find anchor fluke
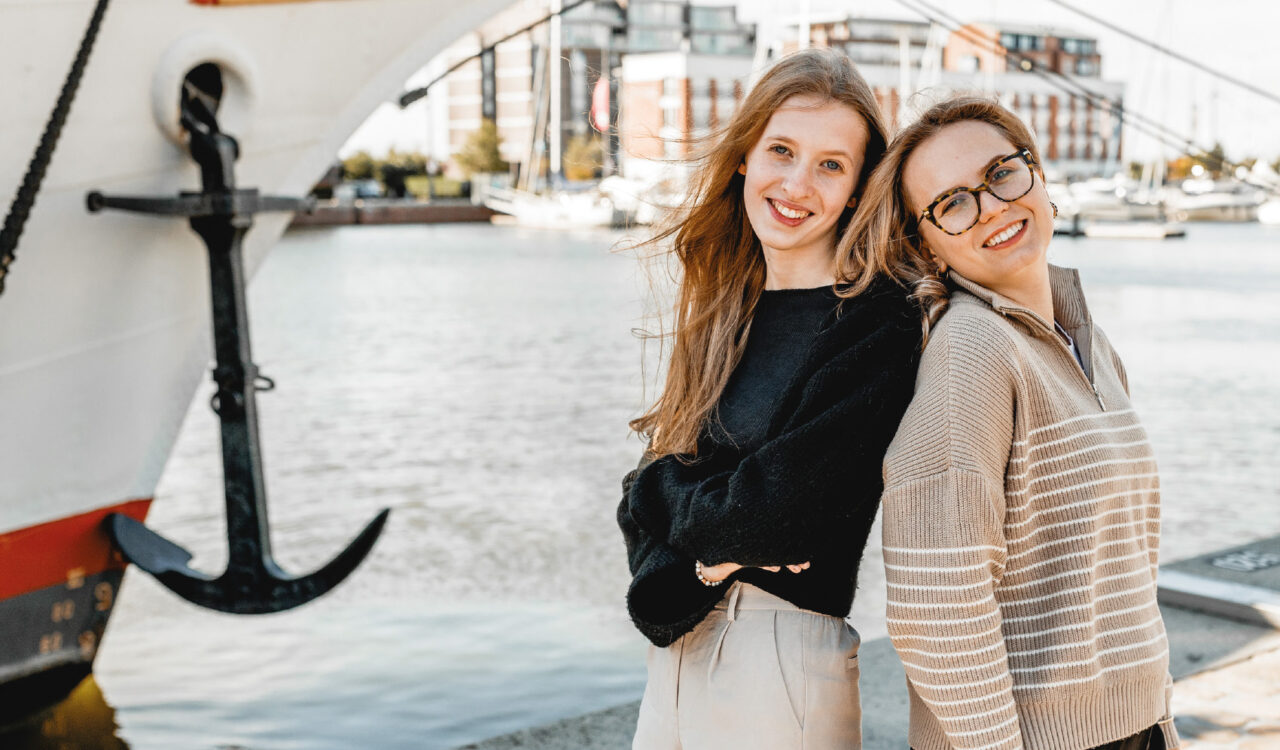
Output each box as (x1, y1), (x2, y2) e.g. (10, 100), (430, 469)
(106, 510), (389, 614)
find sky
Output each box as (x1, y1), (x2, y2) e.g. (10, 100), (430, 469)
(342, 0), (1280, 166)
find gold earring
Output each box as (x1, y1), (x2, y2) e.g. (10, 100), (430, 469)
(1050, 201), (1059, 218)
(928, 253), (946, 275)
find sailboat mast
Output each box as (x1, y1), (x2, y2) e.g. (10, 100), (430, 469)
(549, 0), (563, 184)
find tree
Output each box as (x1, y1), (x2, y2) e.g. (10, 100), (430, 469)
(455, 119), (509, 177)
(342, 150), (376, 181)
(385, 148), (429, 176)
(1194, 141), (1229, 179)
(564, 134), (603, 181)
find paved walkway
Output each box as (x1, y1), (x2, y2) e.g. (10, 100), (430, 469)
(458, 603), (1280, 750)
(1173, 646), (1280, 749)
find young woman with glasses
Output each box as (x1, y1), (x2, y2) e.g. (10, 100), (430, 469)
(617, 48), (923, 749)
(836, 96), (1180, 750)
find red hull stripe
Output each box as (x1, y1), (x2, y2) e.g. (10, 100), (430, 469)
(0, 500), (151, 601)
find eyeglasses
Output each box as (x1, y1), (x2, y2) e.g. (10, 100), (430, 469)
(918, 149), (1037, 236)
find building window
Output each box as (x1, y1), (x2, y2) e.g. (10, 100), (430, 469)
(630, 3), (684, 26)
(690, 6), (735, 31)
(630, 28), (682, 52)
(1075, 59), (1097, 76)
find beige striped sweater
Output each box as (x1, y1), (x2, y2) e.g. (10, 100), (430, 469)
(881, 265), (1179, 750)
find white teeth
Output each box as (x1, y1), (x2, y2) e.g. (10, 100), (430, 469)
(984, 221), (1024, 247)
(771, 199), (809, 220)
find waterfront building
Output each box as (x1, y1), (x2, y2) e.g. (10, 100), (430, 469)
(439, 0), (626, 179)
(782, 16), (1126, 178)
(615, 2), (757, 181)
(616, 51), (755, 182)
(436, 0), (756, 182)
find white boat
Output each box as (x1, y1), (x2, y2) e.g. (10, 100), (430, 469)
(1171, 178), (1264, 221)
(0, 0), (509, 719)
(1082, 221), (1187, 240)
(483, 185), (624, 228)
(1259, 200), (1280, 226)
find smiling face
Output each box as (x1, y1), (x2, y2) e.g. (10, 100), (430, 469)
(903, 120), (1054, 301)
(738, 95), (870, 274)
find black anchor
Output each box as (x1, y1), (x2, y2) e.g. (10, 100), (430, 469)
(87, 71), (389, 614)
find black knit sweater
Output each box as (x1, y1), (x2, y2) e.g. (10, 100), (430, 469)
(617, 280), (923, 647)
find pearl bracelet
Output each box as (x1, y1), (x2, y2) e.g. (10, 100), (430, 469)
(695, 560), (724, 587)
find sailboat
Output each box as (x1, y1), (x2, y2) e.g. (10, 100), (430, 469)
(475, 0), (626, 228)
(1, 0), (510, 722)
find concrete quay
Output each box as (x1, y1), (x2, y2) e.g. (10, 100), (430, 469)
(456, 602), (1280, 750)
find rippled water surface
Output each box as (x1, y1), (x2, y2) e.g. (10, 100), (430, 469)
(49, 222), (1280, 748)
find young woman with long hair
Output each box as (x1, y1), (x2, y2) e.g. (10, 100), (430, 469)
(617, 48), (923, 748)
(843, 96), (1179, 750)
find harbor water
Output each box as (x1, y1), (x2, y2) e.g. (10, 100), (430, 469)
(19, 222), (1280, 748)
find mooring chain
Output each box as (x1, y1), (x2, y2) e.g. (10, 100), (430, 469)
(0, 0), (112, 296)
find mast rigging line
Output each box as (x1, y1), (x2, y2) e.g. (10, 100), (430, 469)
(0, 0), (112, 297)
(890, 0), (1280, 194)
(398, 0), (596, 109)
(1040, 0), (1280, 108)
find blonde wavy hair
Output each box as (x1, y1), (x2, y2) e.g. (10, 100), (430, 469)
(630, 48), (889, 458)
(834, 95), (1043, 345)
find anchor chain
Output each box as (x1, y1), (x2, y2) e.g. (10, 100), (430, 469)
(0, 0), (112, 296)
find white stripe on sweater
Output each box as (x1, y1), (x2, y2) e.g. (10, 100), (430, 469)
(885, 560), (993, 573)
(889, 595), (997, 609)
(1003, 584), (1158, 623)
(950, 714), (1020, 737)
(885, 544), (1007, 555)
(944, 700), (1018, 723)
(1007, 439), (1152, 479)
(1007, 615), (1163, 658)
(1000, 547), (1152, 590)
(1005, 487), (1155, 529)
(899, 653), (1008, 675)
(1007, 503), (1159, 546)
(889, 579), (991, 592)
(999, 567), (1151, 608)
(909, 669), (1012, 691)
(1027, 409), (1136, 437)
(1009, 649), (1168, 691)
(1021, 457), (1157, 489)
(1005, 598), (1161, 638)
(1018, 422), (1147, 455)
(1006, 517), (1158, 561)
(889, 609), (1001, 626)
(897, 640), (1006, 660)
(926, 691), (1015, 707)
(1008, 632), (1168, 673)
(895, 623), (1004, 643)
(1007, 471), (1160, 501)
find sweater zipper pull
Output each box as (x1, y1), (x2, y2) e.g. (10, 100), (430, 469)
(1091, 382), (1106, 411)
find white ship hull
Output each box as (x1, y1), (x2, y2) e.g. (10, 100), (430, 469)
(0, 0), (511, 704)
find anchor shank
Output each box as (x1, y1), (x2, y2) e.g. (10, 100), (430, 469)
(193, 209), (277, 580)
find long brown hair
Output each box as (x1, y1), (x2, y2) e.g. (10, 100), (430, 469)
(834, 95), (1042, 345)
(630, 48), (889, 458)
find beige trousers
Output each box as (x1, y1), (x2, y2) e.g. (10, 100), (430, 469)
(633, 582), (863, 750)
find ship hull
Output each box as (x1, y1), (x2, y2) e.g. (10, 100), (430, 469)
(0, 500), (149, 724)
(0, 0), (512, 717)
